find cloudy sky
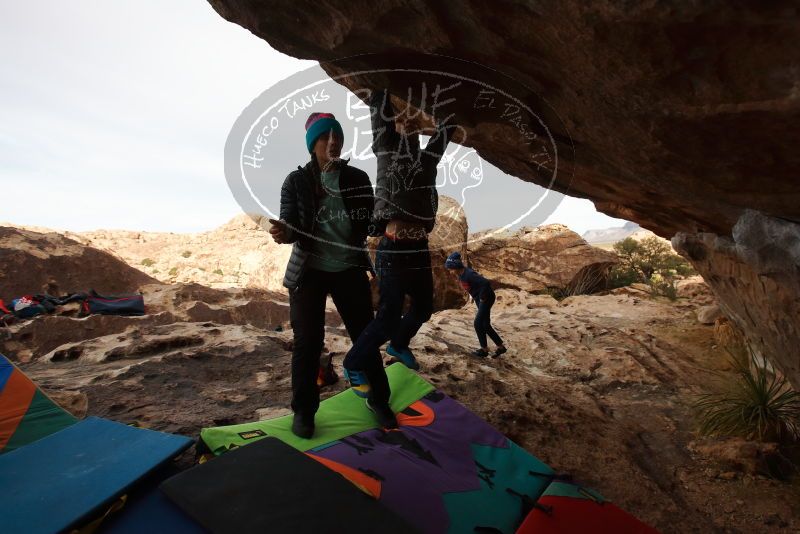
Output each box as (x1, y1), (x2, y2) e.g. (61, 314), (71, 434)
(0, 1), (627, 235)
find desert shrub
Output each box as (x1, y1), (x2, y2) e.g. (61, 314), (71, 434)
(168, 267), (178, 277)
(695, 347), (800, 443)
(141, 258), (155, 267)
(610, 236), (694, 288)
(648, 273), (678, 301)
(546, 265), (608, 300)
(213, 269), (224, 276)
(607, 265), (640, 289)
(675, 263), (696, 277)
(181, 250), (192, 258)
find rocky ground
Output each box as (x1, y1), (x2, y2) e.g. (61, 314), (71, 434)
(2, 221), (797, 532)
(5, 281), (797, 533)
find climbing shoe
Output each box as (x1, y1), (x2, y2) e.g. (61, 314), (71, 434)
(316, 355), (339, 388)
(386, 344), (420, 370)
(366, 398), (398, 429)
(291, 413), (315, 439)
(493, 346), (508, 358)
(471, 348), (490, 358)
(343, 368), (371, 398)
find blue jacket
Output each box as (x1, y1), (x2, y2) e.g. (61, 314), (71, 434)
(459, 268), (492, 301)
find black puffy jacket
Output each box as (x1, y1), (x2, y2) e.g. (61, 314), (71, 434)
(369, 89), (451, 235)
(279, 158), (375, 290)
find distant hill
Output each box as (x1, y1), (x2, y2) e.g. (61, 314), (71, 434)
(582, 222), (673, 251)
(582, 221), (641, 245)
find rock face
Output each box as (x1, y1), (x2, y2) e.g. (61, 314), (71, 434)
(70, 214), (291, 291)
(467, 225), (618, 293)
(206, 0), (800, 238)
(368, 195), (469, 311)
(0, 226), (157, 299)
(0, 282), (298, 363)
(695, 304), (722, 326)
(674, 211), (800, 389)
(206, 1), (800, 387)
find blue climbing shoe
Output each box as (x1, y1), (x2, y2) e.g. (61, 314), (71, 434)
(386, 345), (420, 371)
(343, 368), (371, 398)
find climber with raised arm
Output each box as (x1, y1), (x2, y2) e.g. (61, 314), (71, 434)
(343, 88), (452, 389)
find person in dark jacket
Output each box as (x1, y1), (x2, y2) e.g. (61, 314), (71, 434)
(444, 252), (507, 358)
(269, 112), (396, 438)
(343, 88), (452, 375)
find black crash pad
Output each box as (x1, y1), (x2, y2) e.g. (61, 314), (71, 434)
(160, 437), (417, 534)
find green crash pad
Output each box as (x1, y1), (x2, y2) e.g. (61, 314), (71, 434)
(201, 363), (434, 454)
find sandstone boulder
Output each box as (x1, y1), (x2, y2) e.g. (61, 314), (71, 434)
(467, 224), (618, 294)
(69, 214), (291, 292)
(676, 276), (715, 304)
(0, 226), (157, 300)
(674, 211), (800, 389)
(696, 304), (723, 325)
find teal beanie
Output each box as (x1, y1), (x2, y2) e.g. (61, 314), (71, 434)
(305, 113), (344, 153)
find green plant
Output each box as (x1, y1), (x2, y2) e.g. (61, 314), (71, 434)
(648, 274), (678, 301)
(168, 267), (178, 277)
(607, 264), (640, 289)
(610, 236), (694, 288)
(141, 258), (155, 267)
(213, 268), (224, 276)
(675, 263), (696, 277)
(181, 250), (192, 258)
(695, 348), (800, 443)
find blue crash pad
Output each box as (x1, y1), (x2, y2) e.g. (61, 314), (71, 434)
(99, 465), (206, 534)
(0, 416), (193, 534)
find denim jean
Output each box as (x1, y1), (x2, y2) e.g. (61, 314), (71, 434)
(344, 236), (433, 370)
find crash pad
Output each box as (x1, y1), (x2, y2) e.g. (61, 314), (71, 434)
(0, 353), (77, 453)
(161, 436), (417, 534)
(200, 362), (433, 454)
(0, 416), (193, 533)
(100, 466), (206, 534)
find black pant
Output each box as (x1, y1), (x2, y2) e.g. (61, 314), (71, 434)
(475, 290), (503, 348)
(344, 237), (433, 369)
(289, 268), (389, 417)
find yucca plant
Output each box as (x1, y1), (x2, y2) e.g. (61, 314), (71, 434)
(695, 347), (800, 443)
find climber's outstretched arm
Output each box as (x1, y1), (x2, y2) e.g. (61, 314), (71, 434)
(369, 88), (400, 154)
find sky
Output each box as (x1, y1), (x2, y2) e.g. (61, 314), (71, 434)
(0, 1), (627, 235)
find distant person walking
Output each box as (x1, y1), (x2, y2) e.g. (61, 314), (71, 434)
(444, 252), (507, 358)
(269, 112), (395, 439)
(343, 88), (452, 380)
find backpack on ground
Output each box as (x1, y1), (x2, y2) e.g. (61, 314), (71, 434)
(82, 290), (145, 316)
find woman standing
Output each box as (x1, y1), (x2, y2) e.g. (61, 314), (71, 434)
(269, 112), (396, 439)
